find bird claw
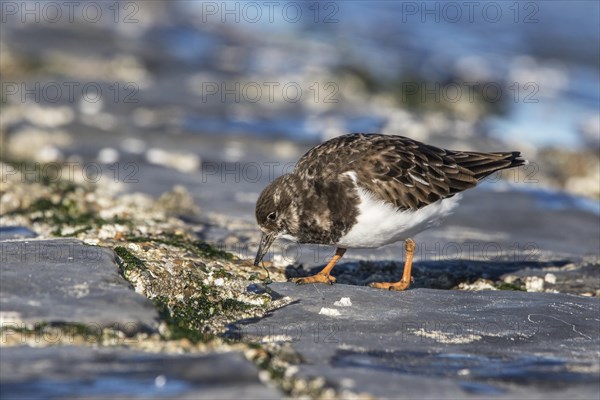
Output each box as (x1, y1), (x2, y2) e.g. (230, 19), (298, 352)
(292, 273), (336, 285)
(368, 280), (410, 291)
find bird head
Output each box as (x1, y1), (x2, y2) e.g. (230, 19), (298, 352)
(254, 174), (300, 266)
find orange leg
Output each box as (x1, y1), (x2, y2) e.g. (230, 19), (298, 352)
(369, 239), (415, 291)
(292, 248), (346, 285)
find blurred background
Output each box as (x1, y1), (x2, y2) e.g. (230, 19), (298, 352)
(1, 0), (599, 261)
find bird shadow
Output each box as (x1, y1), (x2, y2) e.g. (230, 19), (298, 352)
(284, 259), (573, 289)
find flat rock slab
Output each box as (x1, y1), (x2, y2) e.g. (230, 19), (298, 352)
(0, 239), (158, 334)
(0, 346), (279, 399)
(234, 283), (600, 399)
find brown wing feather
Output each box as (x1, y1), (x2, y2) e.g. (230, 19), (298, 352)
(295, 133), (526, 211)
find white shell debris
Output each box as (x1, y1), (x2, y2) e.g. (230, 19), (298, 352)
(318, 307), (341, 316)
(260, 335), (293, 343)
(0, 311), (22, 324)
(525, 276), (545, 292)
(213, 278), (224, 286)
(97, 147), (120, 164)
(544, 273), (557, 284)
(413, 328), (482, 344)
(145, 148), (200, 172)
(334, 297), (352, 307)
(457, 279), (497, 291)
(154, 375), (167, 388)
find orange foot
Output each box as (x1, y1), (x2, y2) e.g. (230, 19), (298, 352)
(368, 278), (412, 291)
(292, 273), (336, 285)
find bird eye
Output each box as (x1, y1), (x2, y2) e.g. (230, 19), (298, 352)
(267, 212), (277, 221)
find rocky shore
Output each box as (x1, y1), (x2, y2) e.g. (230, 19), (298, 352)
(1, 158), (599, 398)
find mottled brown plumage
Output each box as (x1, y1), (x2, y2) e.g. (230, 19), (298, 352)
(254, 133), (527, 281)
(295, 133), (525, 210)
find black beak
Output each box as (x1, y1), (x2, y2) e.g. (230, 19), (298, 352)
(254, 232), (276, 266)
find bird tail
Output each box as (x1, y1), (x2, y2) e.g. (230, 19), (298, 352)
(453, 151), (528, 181)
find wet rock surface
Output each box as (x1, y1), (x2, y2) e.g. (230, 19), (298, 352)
(0, 346), (279, 400)
(287, 256), (600, 297)
(234, 283), (600, 399)
(0, 237), (284, 398)
(0, 239), (158, 334)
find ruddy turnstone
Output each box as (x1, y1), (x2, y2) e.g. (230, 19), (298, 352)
(254, 133), (527, 290)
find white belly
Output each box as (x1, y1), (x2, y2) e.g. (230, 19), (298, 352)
(337, 188), (462, 248)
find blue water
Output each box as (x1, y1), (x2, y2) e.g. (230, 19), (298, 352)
(2, 376), (191, 399)
(183, 115), (386, 141)
(5, 1), (597, 149)
(175, 1), (599, 149)
(481, 180), (600, 215)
